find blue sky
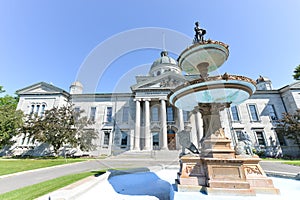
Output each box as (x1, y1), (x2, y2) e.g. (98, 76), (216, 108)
(1, 0), (300, 95)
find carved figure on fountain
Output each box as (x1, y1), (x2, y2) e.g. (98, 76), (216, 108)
(235, 131), (254, 156)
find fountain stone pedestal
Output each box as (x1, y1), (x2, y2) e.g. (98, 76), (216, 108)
(168, 28), (280, 195)
(177, 155), (280, 195)
(174, 93), (279, 195)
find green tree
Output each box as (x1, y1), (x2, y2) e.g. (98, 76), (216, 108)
(277, 110), (300, 148)
(0, 88), (23, 148)
(72, 115), (98, 152)
(0, 86), (5, 93)
(22, 104), (98, 155)
(293, 64), (300, 80)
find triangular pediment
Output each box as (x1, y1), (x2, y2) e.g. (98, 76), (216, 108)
(131, 72), (188, 91)
(279, 81), (300, 93)
(289, 81), (300, 89)
(17, 82), (69, 96)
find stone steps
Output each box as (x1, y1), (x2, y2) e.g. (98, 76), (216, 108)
(109, 150), (181, 161)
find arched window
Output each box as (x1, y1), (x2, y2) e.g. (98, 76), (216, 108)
(36, 105), (40, 114)
(30, 104), (35, 114)
(41, 104), (46, 116)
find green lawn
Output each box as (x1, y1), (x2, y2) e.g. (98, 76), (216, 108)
(281, 160), (300, 166)
(261, 158), (300, 166)
(0, 158), (87, 176)
(0, 170), (105, 200)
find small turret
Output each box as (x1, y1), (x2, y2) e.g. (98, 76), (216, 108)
(69, 81), (83, 94)
(256, 75), (272, 90)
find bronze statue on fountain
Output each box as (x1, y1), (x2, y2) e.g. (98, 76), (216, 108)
(194, 21), (206, 44)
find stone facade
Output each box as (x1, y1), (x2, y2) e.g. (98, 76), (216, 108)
(6, 53), (300, 157)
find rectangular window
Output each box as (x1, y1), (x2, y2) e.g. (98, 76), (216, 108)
(235, 130), (244, 141)
(230, 105), (240, 121)
(151, 107), (159, 121)
(89, 107), (96, 121)
(74, 107), (80, 121)
(183, 110), (189, 122)
(121, 131), (128, 147)
(122, 107), (129, 123)
(267, 104), (278, 120)
(167, 106), (174, 122)
(74, 107), (80, 113)
(266, 83), (272, 90)
(255, 131), (266, 146)
(248, 104), (259, 121)
(103, 131), (110, 145)
(105, 107), (113, 122)
(152, 132), (159, 149)
(276, 130), (286, 146)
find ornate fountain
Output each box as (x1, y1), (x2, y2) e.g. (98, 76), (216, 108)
(168, 22), (279, 195)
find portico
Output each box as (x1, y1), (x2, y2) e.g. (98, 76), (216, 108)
(130, 51), (207, 151)
(133, 97), (186, 151)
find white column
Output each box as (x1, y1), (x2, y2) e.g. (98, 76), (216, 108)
(134, 99), (141, 150)
(178, 108), (184, 131)
(195, 111), (203, 148)
(129, 129), (134, 150)
(177, 108), (185, 150)
(160, 98), (168, 150)
(144, 98), (151, 150)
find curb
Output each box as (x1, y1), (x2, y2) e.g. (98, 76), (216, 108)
(265, 170), (299, 180)
(35, 165), (174, 200)
(35, 165), (299, 199)
(0, 160), (91, 179)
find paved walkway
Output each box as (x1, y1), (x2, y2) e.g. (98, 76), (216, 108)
(0, 153), (299, 195)
(260, 160), (300, 178)
(36, 163), (300, 200)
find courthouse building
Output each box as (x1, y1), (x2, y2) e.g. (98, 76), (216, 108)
(12, 51), (300, 157)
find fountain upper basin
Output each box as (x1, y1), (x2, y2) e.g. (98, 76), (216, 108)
(178, 41), (229, 75)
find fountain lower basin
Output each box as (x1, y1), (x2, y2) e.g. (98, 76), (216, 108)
(168, 74), (256, 111)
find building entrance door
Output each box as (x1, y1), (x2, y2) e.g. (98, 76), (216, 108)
(167, 134), (176, 150)
(167, 129), (176, 150)
(152, 132), (159, 150)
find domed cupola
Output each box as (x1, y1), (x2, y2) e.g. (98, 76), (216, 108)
(256, 75), (272, 90)
(149, 51), (181, 76)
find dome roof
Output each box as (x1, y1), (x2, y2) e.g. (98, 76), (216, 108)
(151, 51), (177, 69)
(149, 51), (181, 76)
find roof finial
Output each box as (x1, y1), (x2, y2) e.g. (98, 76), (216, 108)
(161, 50), (168, 57)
